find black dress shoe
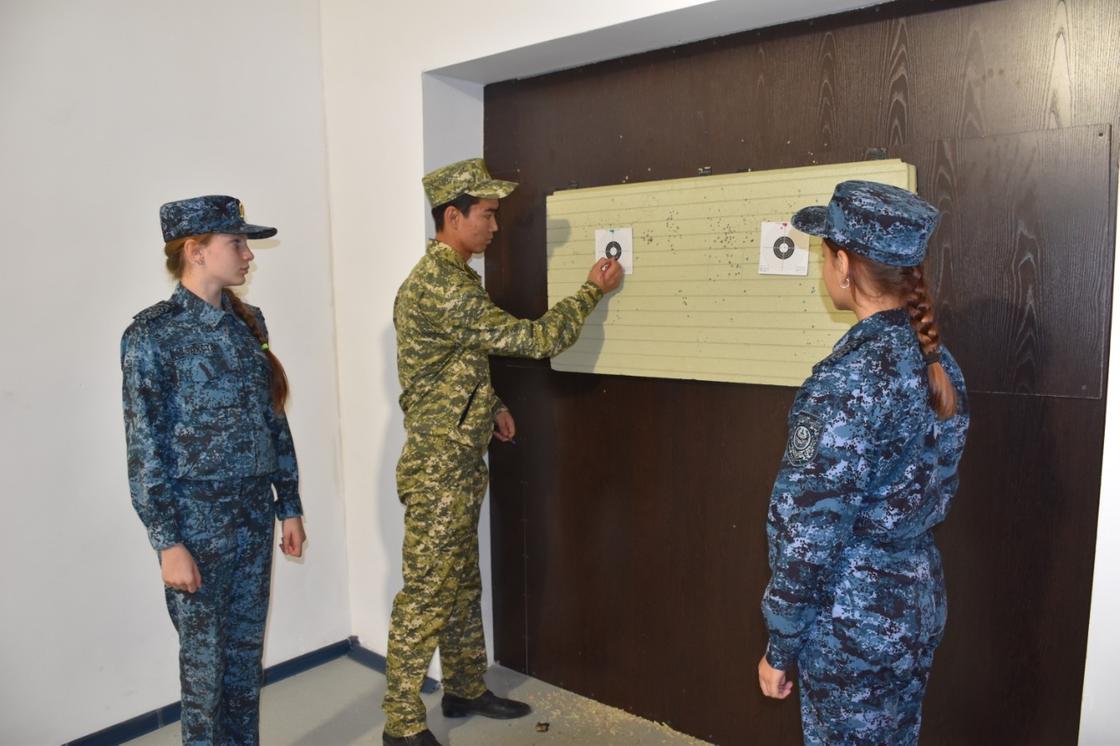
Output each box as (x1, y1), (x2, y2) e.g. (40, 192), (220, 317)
(441, 689), (532, 719)
(382, 729), (442, 746)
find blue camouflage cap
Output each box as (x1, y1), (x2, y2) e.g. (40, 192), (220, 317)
(791, 180), (940, 267)
(159, 195), (277, 242)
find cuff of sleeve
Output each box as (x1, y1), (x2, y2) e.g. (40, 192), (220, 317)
(148, 523), (181, 552)
(275, 499), (304, 520)
(765, 639), (798, 672)
(273, 482), (304, 519)
(580, 281), (605, 306)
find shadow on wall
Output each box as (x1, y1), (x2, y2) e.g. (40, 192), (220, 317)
(543, 215), (616, 372)
(545, 216), (570, 262)
(376, 322), (407, 651)
(579, 281), (616, 370)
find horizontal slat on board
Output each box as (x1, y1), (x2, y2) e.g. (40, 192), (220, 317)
(546, 159), (915, 385)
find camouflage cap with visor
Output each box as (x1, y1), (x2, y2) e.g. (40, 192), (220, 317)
(160, 195), (277, 243)
(790, 180), (939, 267)
(422, 158), (518, 207)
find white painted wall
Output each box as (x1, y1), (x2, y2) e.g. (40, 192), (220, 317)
(0, 1), (350, 742)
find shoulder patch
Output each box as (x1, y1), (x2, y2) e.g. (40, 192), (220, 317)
(786, 411), (824, 467)
(132, 300), (175, 324)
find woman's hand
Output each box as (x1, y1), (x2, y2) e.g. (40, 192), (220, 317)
(281, 516), (306, 557)
(161, 544), (202, 593)
(758, 655), (794, 699)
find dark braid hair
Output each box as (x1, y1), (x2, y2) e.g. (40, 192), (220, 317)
(827, 239), (958, 420)
(164, 233), (289, 412)
(900, 264), (956, 420)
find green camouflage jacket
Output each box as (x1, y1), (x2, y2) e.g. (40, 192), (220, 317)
(395, 239), (603, 450)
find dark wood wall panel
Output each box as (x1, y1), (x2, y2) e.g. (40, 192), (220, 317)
(894, 124), (1113, 397)
(483, 1), (1118, 743)
(924, 395), (1106, 745)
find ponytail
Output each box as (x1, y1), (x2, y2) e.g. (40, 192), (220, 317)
(223, 289), (290, 413)
(902, 265), (957, 420)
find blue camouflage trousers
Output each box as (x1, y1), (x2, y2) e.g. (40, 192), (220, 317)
(383, 433), (490, 737)
(798, 543), (946, 746)
(163, 476), (275, 746)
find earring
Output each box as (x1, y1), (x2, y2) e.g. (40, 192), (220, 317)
(840, 276), (850, 289)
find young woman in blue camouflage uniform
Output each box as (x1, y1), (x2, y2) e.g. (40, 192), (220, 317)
(757, 181), (969, 745)
(121, 195), (306, 745)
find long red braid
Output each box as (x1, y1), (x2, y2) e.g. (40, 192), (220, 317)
(223, 289), (289, 413)
(830, 240), (958, 420)
(901, 264), (956, 420)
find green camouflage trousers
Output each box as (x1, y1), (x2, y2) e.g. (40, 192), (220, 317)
(383, 432), (490, 737)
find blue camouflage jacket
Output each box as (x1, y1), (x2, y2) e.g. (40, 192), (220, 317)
(761, 308), (969, 671)
(121, 284), (302, 551)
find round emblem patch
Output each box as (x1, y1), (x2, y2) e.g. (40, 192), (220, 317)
(787, 412), (823, 466)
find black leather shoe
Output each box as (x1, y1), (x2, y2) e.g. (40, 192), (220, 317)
(383, 729), (442, 746)
(441, 689), (532, 719)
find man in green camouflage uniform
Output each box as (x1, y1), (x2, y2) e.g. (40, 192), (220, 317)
(382, 159), (623, 746)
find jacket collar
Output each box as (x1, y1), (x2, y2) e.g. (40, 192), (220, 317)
(427, 239), (480, 280)
(172, 283), (230, 328)
(818, 307), (908, 369)
(834, 307), (908, 351)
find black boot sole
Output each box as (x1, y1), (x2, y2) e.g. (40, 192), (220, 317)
(441, 704), (530, 719)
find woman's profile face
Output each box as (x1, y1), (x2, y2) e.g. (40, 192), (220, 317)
(821, 240), (850, 311)
(196, 233), (254, 287)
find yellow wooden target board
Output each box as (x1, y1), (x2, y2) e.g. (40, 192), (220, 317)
(546, 159), (916, 387)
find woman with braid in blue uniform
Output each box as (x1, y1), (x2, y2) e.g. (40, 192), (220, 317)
(121, 195), (306, 745)
(758, 181), (969, 745)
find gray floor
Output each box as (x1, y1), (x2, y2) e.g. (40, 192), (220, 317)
(125, 657), (709, 745)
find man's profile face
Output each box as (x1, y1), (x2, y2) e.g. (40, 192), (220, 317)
(449, 198), (500, 255)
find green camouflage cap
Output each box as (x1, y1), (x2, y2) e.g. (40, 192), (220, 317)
(422, 158), (518, 206)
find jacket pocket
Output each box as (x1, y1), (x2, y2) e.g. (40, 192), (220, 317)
(173, 344), (238, 409)
(457, 383), (480, 427)
(171, 347), (241, 478)
(830, 571), (921, 673)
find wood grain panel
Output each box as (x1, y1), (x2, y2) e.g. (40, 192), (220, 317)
(880, 17), (913, 146)
(1069, 0), (1120, 127)
(482, 0), (1117, 743)
(894, 124), (1112, 398)
(924, 394), (1105, 745)
(956, 16), (990, 139)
